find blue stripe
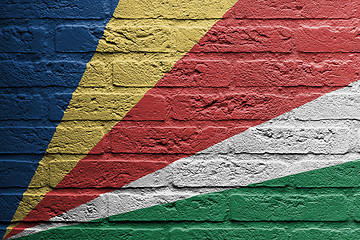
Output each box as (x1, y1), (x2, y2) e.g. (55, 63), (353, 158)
(0, 0), (119, 238)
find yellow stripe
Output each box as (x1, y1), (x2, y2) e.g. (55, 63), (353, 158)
(5, 0), (238, 238)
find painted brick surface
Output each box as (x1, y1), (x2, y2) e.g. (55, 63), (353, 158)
(2, 0), (360, 239)
(230, 194), (349, 221)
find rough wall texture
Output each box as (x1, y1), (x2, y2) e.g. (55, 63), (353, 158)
(1, 0), (360, 239)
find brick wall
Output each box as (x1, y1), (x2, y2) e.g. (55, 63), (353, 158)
(1, 0), (360, 239)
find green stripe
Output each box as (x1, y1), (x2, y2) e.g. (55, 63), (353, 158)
(18, 160), (360, 240)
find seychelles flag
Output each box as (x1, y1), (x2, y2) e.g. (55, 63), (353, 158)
(2, 0), (360, 239)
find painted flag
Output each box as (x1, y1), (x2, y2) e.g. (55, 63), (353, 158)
(2, 0), (360, 239)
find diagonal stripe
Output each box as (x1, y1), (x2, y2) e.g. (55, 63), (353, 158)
(7, 48), (360, 240)
(11, 158), (360, 239)
(7, 1), (360, 239)
(8, 6), (360, 239)
(4, 0), (240, 239)
(9, 79), (360, 239)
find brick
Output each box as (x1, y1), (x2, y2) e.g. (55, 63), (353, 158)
(46, 127), (104, 154)
(0, 0), (107, 19)
(0, 127), (55, 154)
(0, 94), (43, 120)
(170, 228), (287, 240)
(98, 25), (210, 53)
(0, 61), (51, 87)
(109, 193), (227, 221)
(113, 0), (237, 19)
(234, 60), (357, 87)
(292, 229), (351, 240)
(171, 159), (288, 187)
(170, 94), (305, 121)
(0, 26), (48, 53)
(230, 194), (349, 221)
(0, 61), (87, 88)
(55, 25), (102, 52)
(193, 26), (294, 52)
(50, 93), (167, 121)
(160, 59), (232, 87)
(292, 93), (360, 120)
(112, 60), (175, 87)
(297, 27), (360, 53)
(0, 161), (38, 188)
(50, 160), (167, 188)
(109, 127), (228, 154)
(97, 26), (175, 53)
(228, 127), (352, 154)
(234, 0), (357, 19)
